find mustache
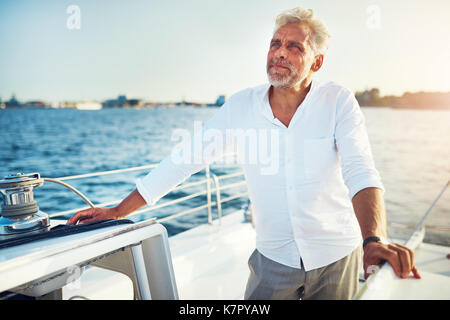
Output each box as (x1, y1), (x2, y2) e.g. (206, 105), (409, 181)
(268, 59), (293, 70)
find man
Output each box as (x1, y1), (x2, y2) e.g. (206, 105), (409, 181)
(68, 7), (421, 299)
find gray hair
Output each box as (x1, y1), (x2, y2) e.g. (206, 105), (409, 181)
(274, 8), (331, 55)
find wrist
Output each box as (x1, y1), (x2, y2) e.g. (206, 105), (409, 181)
(111, 206), (123, 219)
(363, 235), (389, 248)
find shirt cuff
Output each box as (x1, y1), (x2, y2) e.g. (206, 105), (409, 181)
(136, 177), (154, 206)
(348, 177), (385, 200)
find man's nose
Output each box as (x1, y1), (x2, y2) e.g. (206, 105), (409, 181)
(275, 46), (288, 60)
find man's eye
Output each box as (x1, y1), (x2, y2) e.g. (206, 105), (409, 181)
(270, 42), (280, 48)
(290, 44), (302, 51)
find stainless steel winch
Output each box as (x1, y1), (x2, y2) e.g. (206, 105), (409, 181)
(0, 173), (50, 240)
(0, 172), (97, 298)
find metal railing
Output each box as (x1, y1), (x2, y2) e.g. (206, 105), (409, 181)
(48, 158), (249, 226)
(46, 161), (449, 234)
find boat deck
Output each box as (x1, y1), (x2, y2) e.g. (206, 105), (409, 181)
(169, 210), (255, 300)
(169, 210), (450, 300)
(357, 241), (450, 299)
(58, 210), (449, 300)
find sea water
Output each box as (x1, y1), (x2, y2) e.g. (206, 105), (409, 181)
(0, 107), (449, 244)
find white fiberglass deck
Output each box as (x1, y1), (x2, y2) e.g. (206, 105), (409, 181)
(58, 210), (255, 300)
(58, 210), (449, 300)
(169, 210), (450, 300)
(169, 210), (256, 300)
(357, 241), (450, 299)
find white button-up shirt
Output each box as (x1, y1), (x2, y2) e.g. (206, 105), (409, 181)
(136, 79), (384, 271)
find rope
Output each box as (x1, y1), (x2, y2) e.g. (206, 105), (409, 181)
(405, 179), (450, 245)
(42, 178), (95, 209)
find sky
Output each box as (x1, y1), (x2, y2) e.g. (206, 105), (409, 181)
(0, 0), (449, 104)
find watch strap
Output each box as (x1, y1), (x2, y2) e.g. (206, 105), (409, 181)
(363, 236), (381, 248)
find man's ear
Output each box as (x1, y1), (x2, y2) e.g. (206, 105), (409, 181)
(311, 54), (324, 72)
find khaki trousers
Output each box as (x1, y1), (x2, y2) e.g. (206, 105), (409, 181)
(244, 245), (362, 300)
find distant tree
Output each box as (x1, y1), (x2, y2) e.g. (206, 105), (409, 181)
(369, 88), (380, 100)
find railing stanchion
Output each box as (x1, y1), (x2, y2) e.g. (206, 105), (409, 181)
(49, 156), (250, 225)
(211, 174), (223, 225)
(205, 165), (213, 224)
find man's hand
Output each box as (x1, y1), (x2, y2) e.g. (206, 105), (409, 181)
(363, 241), (421, 280)
(67, 207), (119, 225)
(67, 189), (146, 225)
(352, 188), (421, 280)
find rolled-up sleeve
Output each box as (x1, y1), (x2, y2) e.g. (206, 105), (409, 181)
(335, 89), (385, 200)
(135, 99), (235, 206)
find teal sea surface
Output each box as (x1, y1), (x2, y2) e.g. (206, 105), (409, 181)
(1, 107), (449, 244)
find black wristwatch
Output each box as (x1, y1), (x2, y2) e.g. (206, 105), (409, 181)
(363, 236), (381, 248)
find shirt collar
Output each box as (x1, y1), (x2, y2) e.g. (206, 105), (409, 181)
(260, 83), (274, 123)
(260, 78), (317, 127)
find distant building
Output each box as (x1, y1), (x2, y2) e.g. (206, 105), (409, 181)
(22, 101), (50, 108)
(205, 95), (226, 107)
(5, 94), (20, 108)
(75, 101), (102, 110)
(215, 95), (226, 106)
(2, 94), (51, 109)
(59, 102), (77, 109)
(125, 99), (143, 108)
(103, 95), (127, 108)
(102, 95), (142, 108)
(51, 101), (62, 108)
(117, 95), (127, 105)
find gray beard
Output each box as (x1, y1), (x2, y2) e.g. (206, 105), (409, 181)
(268, 73), (303, 89)
(267, 62), (302, 89)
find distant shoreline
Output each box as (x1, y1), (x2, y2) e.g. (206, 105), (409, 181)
(1, 104), (450, 111)
(360, 105), (450, 110)
(355, 88), (450, 110)
(0, 104), (221, 111)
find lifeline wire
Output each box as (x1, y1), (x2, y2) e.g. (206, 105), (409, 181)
(42, 178), (95, 209)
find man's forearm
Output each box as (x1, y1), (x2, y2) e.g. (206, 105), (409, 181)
(114, 189), (147, 219)
(352, 187), (387, 239)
